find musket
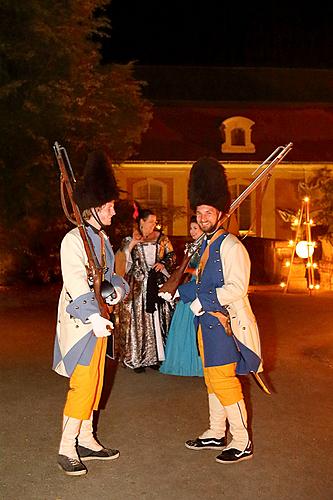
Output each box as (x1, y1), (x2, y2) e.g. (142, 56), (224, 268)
(53, 141), (114, 324)
(159, 142), (293, 296)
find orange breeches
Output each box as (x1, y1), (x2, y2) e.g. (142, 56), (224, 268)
(63, 337), (107, 420)
(198, 327), (243, 406)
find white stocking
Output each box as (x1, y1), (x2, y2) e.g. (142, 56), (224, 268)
(224, 399), (249, 451)
(199, 393), (227, 439)
(59, 415), (82, 459)
(78, 412), (103, 451)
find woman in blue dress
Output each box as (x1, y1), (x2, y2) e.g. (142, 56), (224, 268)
(160, 216), (204, 377)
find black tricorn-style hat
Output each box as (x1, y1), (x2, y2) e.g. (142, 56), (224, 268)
(74, 151), (120, 210)
(188, 157), (231, 212)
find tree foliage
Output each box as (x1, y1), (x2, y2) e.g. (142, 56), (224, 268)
(298, 167), (333, 235)
(0, 0), (152, 282)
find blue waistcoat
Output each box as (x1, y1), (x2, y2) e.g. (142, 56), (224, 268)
(180, 232), (241, 368)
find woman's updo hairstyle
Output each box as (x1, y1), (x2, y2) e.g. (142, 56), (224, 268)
(137, 208), (155, 223)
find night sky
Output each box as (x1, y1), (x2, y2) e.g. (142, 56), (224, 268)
(102, 2), (333, 68)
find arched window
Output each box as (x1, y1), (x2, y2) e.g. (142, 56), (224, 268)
(132, 178), (168, 226)
(220, 116), (255, 153)
(133, 179), (165, 207)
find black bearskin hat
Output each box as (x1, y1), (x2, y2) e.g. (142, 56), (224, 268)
(74, 151), (120, 210)
(188, 157), (231, 212)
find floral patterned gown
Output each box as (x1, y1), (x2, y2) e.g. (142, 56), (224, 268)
(115, 233), (176, 369)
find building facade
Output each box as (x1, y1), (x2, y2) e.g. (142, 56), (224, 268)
(115, 67), (333, 287)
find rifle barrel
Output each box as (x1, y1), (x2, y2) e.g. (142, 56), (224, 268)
(159, 142), (293, 296)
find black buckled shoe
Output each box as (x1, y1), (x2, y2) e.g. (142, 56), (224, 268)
(215, 442), (253, 463)
(149, 364), (160, 371)
(185, 437), (226, 451)
(134, 367), (146, 373)
(77, 445), (120, 461)
(57, 454), (87, 476)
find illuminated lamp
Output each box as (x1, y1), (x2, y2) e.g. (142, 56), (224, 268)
(295, 240), (314, 259)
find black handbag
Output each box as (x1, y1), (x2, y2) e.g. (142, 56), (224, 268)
(146, 268), (165, 313)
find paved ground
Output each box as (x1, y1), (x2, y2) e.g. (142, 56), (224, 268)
(1, 284), (333, 500)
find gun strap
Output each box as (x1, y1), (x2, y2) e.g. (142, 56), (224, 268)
(99, 231), (107, 281)
(197, 227), (226, 283)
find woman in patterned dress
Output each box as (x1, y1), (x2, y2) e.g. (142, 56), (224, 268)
(115, 209), (176, 372)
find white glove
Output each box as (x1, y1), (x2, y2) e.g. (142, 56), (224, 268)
(105, 286), (122, 306)
(190, 297), (205, 316)
(158, 289), (180, 302)
(89, 313), (113, 337)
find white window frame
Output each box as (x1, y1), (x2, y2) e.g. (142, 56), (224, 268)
(132, 177), (167, 210)
(220, 116), (255, 153)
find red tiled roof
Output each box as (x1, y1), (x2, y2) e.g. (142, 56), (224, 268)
(133, 103), (333, 162)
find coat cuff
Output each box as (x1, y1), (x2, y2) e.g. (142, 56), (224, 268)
(66, 291), (100, 323)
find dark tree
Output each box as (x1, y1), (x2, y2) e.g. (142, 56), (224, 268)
(0, 0), (152, 282)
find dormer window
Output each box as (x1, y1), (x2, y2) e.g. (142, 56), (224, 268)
(220, 116), (255, 153)
(231, 127), (246, 146)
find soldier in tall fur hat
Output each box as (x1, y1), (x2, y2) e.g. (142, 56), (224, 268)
(162, 156), (262, 464)
(188, 157), (239, 235)
(53, 150), (129, 476)
(74, 150), (120, 217)
(188, 156), (231, 215)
